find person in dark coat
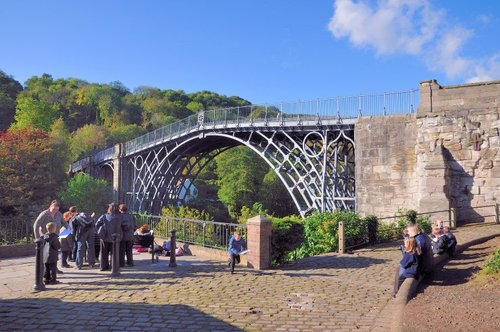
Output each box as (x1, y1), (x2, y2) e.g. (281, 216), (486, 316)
(43, 222), (61, 284)
(407, 224), (434, 276)
(95, 203), (123, 271)
(393, 236), (421, 296)
(119, 204), (137, 267)
(72, 212), (96, 269)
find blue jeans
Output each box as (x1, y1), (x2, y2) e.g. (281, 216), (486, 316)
(76, 240), (87, 268)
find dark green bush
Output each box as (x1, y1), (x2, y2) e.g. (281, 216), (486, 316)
(270, 216), (304, 265)
(296, 210), (363, 258)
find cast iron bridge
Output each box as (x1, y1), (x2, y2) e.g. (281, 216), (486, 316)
(71, 90), (418, 217)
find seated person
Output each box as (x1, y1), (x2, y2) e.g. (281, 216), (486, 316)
(134, 224), (154, 247)
(431, 226), (450, 255)
(443, 226), (457, 256)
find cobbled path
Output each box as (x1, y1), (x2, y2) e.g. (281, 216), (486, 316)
(1, 223), (498, 331)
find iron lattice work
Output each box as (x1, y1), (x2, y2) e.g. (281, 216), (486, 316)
(123, 125), (355, 217)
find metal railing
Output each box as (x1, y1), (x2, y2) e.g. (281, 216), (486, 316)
(341, 204), (500, 251)
(0, 216), (34, 245)
(134, 214), (247, 250)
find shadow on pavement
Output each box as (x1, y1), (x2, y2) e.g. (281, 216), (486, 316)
(0, 298), (244, 331)
(278, 255), (390, 272)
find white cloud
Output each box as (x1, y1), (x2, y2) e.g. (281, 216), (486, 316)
(328, 0), (500, 82)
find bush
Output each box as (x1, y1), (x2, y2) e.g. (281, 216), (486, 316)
(365, 215), (378, 245)
(270, 216), (304, 265)
(296, 210), (363, 258)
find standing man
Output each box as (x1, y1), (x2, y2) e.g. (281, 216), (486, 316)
(33, 200), (69, 275)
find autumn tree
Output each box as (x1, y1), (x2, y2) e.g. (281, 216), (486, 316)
(0, 127), (67, 211)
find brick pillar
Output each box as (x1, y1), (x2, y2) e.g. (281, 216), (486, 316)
(246, 215), (272, 270)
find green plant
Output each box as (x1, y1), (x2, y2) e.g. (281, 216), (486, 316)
(270, 216), (304, 265)
(416, 214), (432, 234)
(296, 210), (363, 258)
(483, 247), (500, 274)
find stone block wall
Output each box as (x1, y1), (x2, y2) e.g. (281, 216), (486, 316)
(355, 114), (418, 217)
(355, 79), (500, 224)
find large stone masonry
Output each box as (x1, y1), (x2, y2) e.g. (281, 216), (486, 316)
(356, 80), (500, 224)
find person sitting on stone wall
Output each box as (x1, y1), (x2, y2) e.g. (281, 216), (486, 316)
(134, 224), (154, 248)
(442, 226), (457, 257)
(407, 224), (434, 277)
(430, 226), (450, 255)
(393, 236), (421, 297)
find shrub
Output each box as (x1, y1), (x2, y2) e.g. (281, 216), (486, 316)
(270, 216), (304, 265)
(296, 210), (363, 258)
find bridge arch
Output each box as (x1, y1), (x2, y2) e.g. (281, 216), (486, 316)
(124, 125), (355, 218)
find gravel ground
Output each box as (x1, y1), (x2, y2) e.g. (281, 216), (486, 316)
(402, 237), (500, 332)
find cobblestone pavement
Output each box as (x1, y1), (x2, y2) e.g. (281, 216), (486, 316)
(1, 223), (499, 331)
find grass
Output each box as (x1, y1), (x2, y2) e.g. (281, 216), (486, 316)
(473, 246), (500, 286)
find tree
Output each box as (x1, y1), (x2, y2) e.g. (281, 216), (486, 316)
(0, 70), (23, 131)
(215, 146), (269, 219)
(259, 169), (297, 217)
(49, 118), (72, 170)
(11, 96), (61, 131)
(108, 124), (147, 145)
(0, 127), (67, 211)
(70, 124), (108, 159)
(58, 173), (112, 214)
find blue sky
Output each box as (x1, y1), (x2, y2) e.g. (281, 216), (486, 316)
(1, 0), (499, 104)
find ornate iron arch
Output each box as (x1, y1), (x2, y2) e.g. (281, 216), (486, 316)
(124, 126), (355, 217)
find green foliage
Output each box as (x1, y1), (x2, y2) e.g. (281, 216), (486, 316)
(416, 214), (432, 234)
(12, 96), (61, 131)
(49, 118), (72, 170)
(297, 211), (363, 258)
(108, 124), (147, 144)
(270, 216), (304, 265)
(70, 124), (108, 159)
(58, 173), (112, 214)
(259, 169), (297, 217)
(238, 203), (267, 224)
(215, 147), (269, 219)
(483, 247), (500, 274)
(161, 205), (213, 221)
(365, 215), (378, 245)
(0, 70), (23, 131)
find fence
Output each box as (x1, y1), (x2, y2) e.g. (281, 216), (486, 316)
(133, 214), (247, 250)
(340, 204), (500, 251)
(0, 216), (34, 245)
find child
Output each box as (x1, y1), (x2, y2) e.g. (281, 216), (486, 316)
(393, 236), (421, 296)
(227, 231), (247, 274)
(431, 226), (449, 255)
(44, 222), (62, 284)
(443, 226), (457, 257)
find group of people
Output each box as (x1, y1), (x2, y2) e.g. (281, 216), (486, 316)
(33, 200), (137, 285)
(394, 219), (458, 296)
